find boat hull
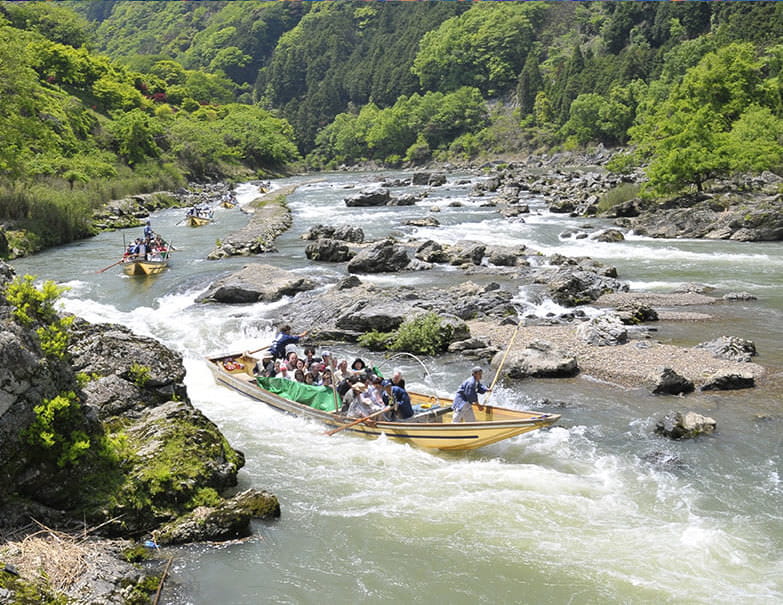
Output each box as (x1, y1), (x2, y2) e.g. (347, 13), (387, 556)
(185, 215), (212, 227)
(122, 259), (168, 276)
(207, 353), (560, 451)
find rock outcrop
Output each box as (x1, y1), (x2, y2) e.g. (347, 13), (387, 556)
(196, 264), (317, 304)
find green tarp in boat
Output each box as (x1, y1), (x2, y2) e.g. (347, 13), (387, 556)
(257, 376), (341, 412)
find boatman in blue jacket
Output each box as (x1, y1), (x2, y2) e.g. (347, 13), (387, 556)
(268, 324), (309, 360)
(452, 366), (491, 423)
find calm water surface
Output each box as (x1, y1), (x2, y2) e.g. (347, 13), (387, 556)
(11, 174), (783, 604)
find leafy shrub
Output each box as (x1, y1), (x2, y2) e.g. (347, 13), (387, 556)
(358, 330), (394, 351)
(5, 274), (73, 358)
(129, 362), (151, 387)
(359, 312), (453, 356)
(391, 312), (452, 356)
(597, 182), (642, 212)
(25, 392), (91, 468)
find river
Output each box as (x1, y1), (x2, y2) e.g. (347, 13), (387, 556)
(11, 172), (783, 604)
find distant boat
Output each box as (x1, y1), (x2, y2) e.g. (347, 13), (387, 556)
(206, 351), (561, 451)
(184, 214), (212, 227)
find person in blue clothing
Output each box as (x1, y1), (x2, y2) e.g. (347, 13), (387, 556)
(382, 379), (413, 420)
(452, 366), (491, 423)
(268, 324), (309, 360)
(143, 219), (154, 241)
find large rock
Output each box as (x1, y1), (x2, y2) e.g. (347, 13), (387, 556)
(196, 264), (316, 304)
(305, 238), (355, 262)
(700, 371), (755, 391)
(546, 267), (628, 306)
(695, 336), (756, 362)
(576, 313), (628, 346)
(302, 224), (364, 243)
(344, 186), (391, 207)
(655, 411), (716, 439)
(494, 340), (579, 379)
(155, 488), (279, 545)
(347, 240), (410, 273)
(647, 367), (695, 395)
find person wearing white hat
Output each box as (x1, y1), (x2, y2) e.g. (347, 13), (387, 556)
(346, 382), (381, 419)
(452, 366), (491, 423)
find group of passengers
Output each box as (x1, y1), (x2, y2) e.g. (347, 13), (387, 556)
(257, 324), (414, 421)
(186, 202), (214, 219)
(124, 220), (169, 261)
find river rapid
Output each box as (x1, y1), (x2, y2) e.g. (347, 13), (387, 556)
(11, 171), (783, 604)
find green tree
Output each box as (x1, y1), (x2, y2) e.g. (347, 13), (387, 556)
(725, 105), (783, 174)
(109, 109), (162, 166)
(412, 3), (541, 96)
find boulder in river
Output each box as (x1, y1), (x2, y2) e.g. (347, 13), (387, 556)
(647, 367), (695, 395)
(655, 411), (716, 439)
(344, 186), (391, 207)
(347, 239), (410, 273)
(196, 264), (316, 304)
(494, 340), (579, 379)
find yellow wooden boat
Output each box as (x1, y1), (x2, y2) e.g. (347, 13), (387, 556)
(185, 214), (212, 227)
(122, 257), (169, 276)
(206, 352), (560, 451)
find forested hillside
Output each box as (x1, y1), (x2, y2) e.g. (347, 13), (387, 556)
(2, 1), (782, 256)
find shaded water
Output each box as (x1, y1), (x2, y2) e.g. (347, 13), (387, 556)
(11, 173), (783, 604)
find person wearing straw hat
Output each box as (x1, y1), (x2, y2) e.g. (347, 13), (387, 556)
(452, 366), (491, 423)
(346, 382), (379, 418)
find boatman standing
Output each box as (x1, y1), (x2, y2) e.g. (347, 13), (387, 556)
(268, 324), (309, 360)
(452, 366), (491, 423)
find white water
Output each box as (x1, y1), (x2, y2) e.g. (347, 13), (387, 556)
(11, 171), (783, 604)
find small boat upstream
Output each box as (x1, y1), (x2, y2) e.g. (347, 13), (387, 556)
(206, 351), (560, 451)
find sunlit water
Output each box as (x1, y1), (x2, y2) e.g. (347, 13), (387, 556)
(11, 173), (783, 604)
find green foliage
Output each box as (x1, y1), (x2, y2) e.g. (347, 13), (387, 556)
(0, 569), (69, 605)
(188, 487), (222, 509)
(4, 275), (68, 326)
(358, 330), (395, 352)
(412, 3), (542, 96)
(25, 392), (92, 468)
(310, 87), (487, 166)
(597, 183), (642, 213)
(129, 362), (151, 388)
(631, 42), (781, 193)
(359, 312), (453, 356)
(391, 312), (452, 356)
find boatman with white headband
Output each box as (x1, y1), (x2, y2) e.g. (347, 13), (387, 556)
(452, 366), (491, 423)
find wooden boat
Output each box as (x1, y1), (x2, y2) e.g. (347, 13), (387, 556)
(206, 352), (561, 451)
(220, 200), (237, 209)
(122, 255), (169, 276)
(185, 214), (212, 227)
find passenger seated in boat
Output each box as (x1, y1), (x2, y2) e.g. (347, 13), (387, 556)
(350, 358), (366, 374)
(382, 379), (413, 420)
(333, 359), (349, 383)
(293, 369), (306, 383)
(303, 347), (318, 368)
(304, 371), (316, 385)
(276, 364), (291, 380)
(320, 368), (333, 387)
(345, 382), (381, 419)
(366, 375), (385, 408)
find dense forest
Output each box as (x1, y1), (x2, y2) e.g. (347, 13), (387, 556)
(1, 1), (782, 255)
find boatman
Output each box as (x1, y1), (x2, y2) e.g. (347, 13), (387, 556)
(451, 366), (491, 423)
(268, 324), (309, 360)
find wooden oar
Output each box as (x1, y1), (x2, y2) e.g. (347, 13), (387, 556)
(485, 319), (522, 405)
(325, 406), (391, 436)
(96, 258), (124, 273)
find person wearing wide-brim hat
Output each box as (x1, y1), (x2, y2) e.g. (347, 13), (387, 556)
(452, 366), (491, 423)
(346, 381), (380, 419)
